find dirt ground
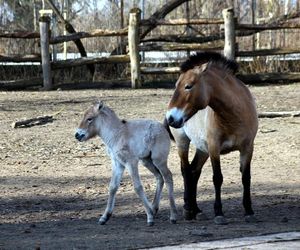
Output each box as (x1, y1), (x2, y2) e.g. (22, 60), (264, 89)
(0, 83), (299, 249)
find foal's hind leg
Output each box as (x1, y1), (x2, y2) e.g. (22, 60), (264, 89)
(142, 158), (164, 215)
(127, 161), (154, 226)
(152, 159), (177, 224)
(240, 145), (257, 223)
(99, 158), (125, 225)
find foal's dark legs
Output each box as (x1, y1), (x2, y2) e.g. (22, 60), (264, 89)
(181, 149), (208, 220)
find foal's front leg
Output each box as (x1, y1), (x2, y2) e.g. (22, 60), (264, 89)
(99, 158), (125, 225)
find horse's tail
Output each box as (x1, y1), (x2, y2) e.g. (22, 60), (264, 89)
(163, 117), (175, 141)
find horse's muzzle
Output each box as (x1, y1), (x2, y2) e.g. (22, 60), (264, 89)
(167, 115), (184, 128)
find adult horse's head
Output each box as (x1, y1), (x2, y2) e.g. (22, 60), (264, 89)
(166, 51), (238, 128)
(75, 100), (104, 142)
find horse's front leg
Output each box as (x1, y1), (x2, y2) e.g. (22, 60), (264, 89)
(127, 160), (154, 226)
(209, 150), (227, 225)
(178, 147), (208, 220)
(99, 158), (125, 225)
(240, 146), (257, 223)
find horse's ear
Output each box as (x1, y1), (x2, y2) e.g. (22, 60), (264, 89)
(95, 100), (104, 110)
(194, 63), (208, 74)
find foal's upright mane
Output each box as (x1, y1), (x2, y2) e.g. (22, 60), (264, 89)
(180, 51), (238, 74)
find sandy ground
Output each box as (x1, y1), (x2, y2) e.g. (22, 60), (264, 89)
(0, 83), (299, 249)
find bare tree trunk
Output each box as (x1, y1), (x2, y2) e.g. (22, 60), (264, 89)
(45, 0), (94, 75)
(111, 0), (190, 55)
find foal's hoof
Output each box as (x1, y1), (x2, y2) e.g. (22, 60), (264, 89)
(98, 219), (106, 225)
(214, 216), (228, 225)
(170, 219), (177, 224)
(245, 215), (258, 223)
(147, 221), (154, 227)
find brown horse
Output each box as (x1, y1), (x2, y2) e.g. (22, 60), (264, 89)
(165, 51), (258, 224)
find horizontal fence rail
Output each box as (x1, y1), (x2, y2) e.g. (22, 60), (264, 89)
(2, 7), (300, 89)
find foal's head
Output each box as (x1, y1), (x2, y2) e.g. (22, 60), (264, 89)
(166, 51), (238, 128)
(75, 101), (104, 142)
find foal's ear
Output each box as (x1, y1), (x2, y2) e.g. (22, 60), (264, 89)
(95, 100), (104, 111)
(194, 63), (208, 74)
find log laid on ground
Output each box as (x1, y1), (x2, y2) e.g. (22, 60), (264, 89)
(12, 115), (54, 128)
(258, 111), (300, 118)
(12, 108), (64, 128)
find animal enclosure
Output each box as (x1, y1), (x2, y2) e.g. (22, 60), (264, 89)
(2, 1), (300, 89)
(0, 83), (299, 248)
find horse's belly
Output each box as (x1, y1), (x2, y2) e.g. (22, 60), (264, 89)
(184, 109), (209, 153)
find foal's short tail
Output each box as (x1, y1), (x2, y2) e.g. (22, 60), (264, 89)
(163, 117), (175, 141)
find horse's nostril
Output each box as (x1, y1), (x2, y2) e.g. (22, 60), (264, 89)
(168, 115), (174, 125)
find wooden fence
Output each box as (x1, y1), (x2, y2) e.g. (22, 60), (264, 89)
(1, 8), (300, 90)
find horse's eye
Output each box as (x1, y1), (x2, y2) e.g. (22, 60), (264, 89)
(87, 117), (93, 123)
(185, 84), (193, 90)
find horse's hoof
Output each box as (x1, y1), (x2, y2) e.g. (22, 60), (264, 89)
(196, 212), (208, 221)
(183, 208), (196, 220)
(170, 219), (177, 224)
(147, 221), (154, 227)
(245, 215), (258, 223)
(214, 216), (228, 225)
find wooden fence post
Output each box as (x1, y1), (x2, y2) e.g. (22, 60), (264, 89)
(128, 8), (141, 89)
(39, 15), (52, 90)
(222, 8), (235, 60)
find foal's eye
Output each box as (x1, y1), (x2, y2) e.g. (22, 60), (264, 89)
(87, 117), (93, 123)
(184, 83), (193, 90)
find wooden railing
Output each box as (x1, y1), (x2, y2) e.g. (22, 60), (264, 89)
(1, 8), (300, 90)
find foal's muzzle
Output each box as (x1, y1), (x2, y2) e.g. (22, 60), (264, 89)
(75, 132), (84, 141)
(75, 128), (87, 142)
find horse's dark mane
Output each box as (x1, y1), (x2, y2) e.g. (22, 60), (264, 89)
(180, 51), (239, 74)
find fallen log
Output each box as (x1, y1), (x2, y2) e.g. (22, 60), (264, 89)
(258, 111), (300, 118)
(12, 108), (64, 128)
(11, 115), (54, 128)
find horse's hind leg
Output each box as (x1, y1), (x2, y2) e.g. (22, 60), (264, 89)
(240, 145), (257, 223)
(142, 158), (164, 215)
(152, 159), (177, 224)
(99, 159), (125, 225)
(127, 161), (154, 226)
